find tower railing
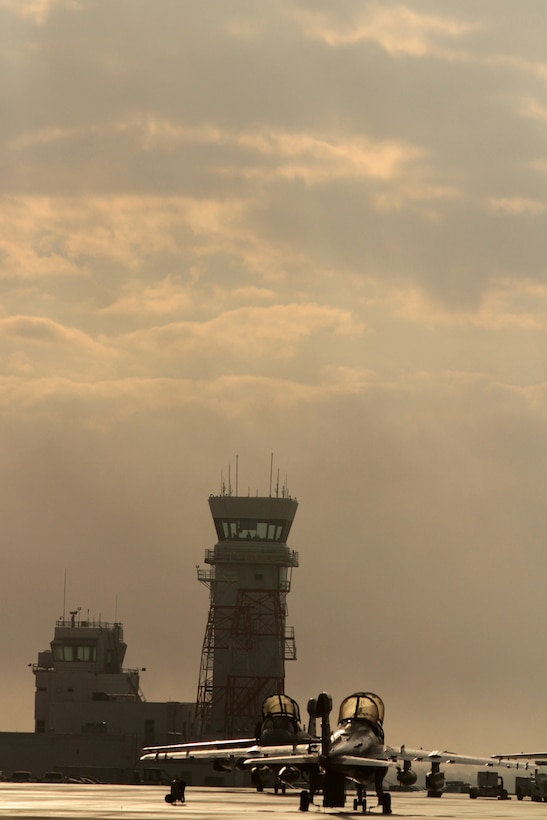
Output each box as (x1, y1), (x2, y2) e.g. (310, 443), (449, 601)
(204, 547), (299, 566)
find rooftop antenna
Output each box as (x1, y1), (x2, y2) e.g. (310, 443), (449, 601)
(63, 569), (67, 622)
(269, 452), (274, 497)
(276, 468), (280, 498)
(114, 594), (118, 623)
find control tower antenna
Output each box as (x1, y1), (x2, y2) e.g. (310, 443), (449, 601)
(195, 473), (299, 739)
(62, 569), (67, 622)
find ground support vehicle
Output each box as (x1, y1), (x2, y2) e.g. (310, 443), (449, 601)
(469, 771), (509, 800)
(515, 774), (547, 802)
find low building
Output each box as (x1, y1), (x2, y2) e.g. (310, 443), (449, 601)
(0, 614), (197, 783)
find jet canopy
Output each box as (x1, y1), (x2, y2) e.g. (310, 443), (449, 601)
(338, 692), (385, 726)
(262, 693), (301, 724)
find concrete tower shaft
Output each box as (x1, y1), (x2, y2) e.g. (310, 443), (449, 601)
(196, 493), (299, 739)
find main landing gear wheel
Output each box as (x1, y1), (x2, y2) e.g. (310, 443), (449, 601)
(381, 792), (392, 815)
(299, 790), (311, 812)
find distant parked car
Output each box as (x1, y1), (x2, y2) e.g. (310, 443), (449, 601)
(11, 771), (34, 782)
(42, 772), (66, 783)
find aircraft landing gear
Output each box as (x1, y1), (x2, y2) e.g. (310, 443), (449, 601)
(165, 779), (186, 804)
(353, 785), (367, 812)
(381, 792), (392, 815)
(299, 790), (311, 812)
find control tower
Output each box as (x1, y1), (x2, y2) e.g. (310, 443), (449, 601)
(196, 488), (299, 739)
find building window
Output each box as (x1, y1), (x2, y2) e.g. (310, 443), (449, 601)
(144, 719), (155, 745)
(52, 644), (97, 662)
(216, 518), (287, 542)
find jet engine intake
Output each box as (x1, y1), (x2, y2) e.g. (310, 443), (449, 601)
(213, 758), (233, 773)
(278, 765), (301, 784)
(250, 765), (271, 789)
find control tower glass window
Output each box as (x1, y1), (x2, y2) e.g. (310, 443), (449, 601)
(52, 643), (97, 662)
(214, 518), (289, 542)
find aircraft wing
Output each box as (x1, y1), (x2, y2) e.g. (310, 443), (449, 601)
(141, 740), (313, 762)
(492, 753), (547, 761)
(330, 755), (396, 769)
(387, 746), (518, 767)
(141, 738), (259, 761)
(242, 752), (395, 769)
(243, 751), (320, 767)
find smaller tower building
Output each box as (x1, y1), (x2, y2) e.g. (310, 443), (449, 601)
(33, 614), (196, 745)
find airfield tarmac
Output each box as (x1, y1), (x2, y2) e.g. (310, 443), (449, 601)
(0, 784), (544, 820)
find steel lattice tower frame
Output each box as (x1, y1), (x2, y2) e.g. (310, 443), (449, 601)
(196, 493), (298, 739)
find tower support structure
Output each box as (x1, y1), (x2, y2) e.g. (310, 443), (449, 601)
(196, 491), (298, 738)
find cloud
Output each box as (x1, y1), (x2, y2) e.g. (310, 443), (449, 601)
(0, 365), (375, 425)
(100, 277), (277, 320)
(294, 3), (476, 56)
(390, 279), (547, 330)
(0, 195), (251, 281)
(1, 315), (100, 346)
(0, 315), (118, 382)
(0, 0), (78, 25)
(115, 303), (364, 364)
(10, 118), (425, 186)
(485, 196), (547, 215)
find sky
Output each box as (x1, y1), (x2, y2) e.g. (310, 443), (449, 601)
(2, 0), (547, 756)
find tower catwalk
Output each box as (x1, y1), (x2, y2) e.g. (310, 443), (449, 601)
(196, 489), (299, 739)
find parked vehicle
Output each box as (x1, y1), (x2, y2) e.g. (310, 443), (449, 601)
(11, 771), (34, 783)
(42, 772), (66, 783)
(469, 771), (509, 800)
(516, 773), (547, 802)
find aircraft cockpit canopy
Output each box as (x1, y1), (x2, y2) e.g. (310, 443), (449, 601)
(262, 693), (301, 724)
(338, 692), (385, 726)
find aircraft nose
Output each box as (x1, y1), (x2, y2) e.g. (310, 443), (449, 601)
(332, 738), (363, 757)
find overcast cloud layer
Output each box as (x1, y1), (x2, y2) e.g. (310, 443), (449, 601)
(2, 0), (547, 755)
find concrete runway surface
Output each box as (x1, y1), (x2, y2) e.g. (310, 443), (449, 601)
(0, 784), (543, 819)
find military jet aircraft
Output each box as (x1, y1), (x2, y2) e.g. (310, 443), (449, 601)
(141, 690), (516, 814)
(141, 693), (314, 796)
(250, 691), (395, 812)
